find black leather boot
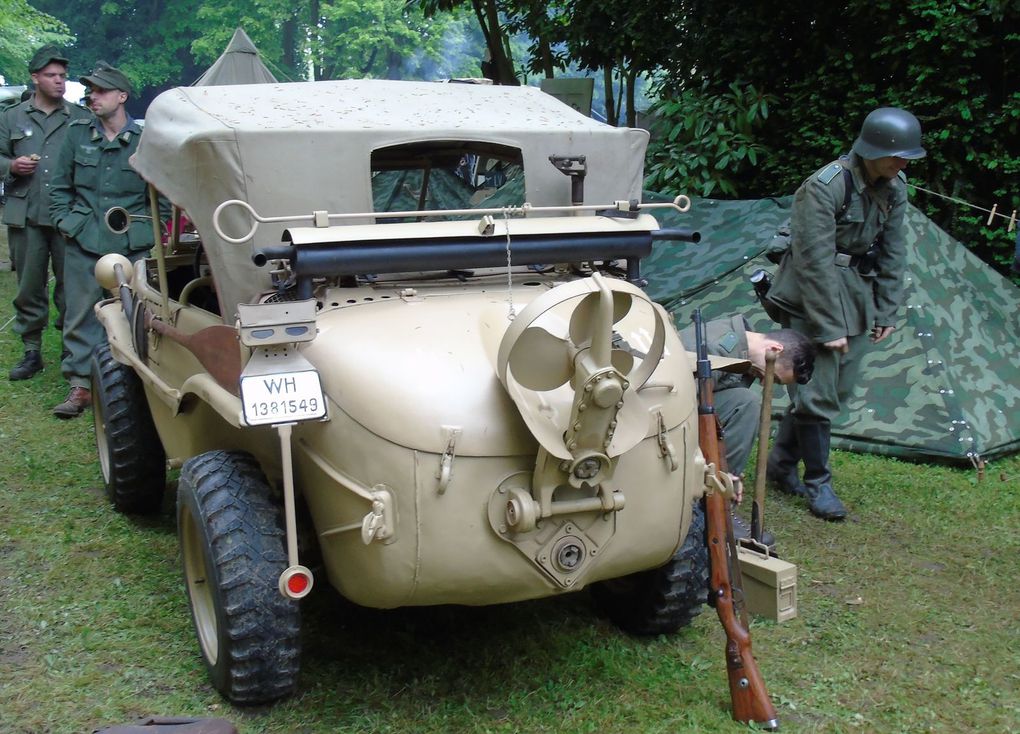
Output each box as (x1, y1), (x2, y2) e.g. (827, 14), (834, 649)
(9, 350), (43, 381)
(766, 408), (805, 496)
(794, 420), (847, 520)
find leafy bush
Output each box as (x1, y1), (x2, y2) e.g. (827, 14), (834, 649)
(645, 82), (775, 197)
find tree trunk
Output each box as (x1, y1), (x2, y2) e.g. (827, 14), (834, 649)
(385, 50), (403, 80)
(282, 17), (298, 75)
(310, 0), (322, 80)
(475, 0), (518, 84)
(538, 36), (554, 78)
(625, 65), (638, 128)
(603, 65), (616, 127)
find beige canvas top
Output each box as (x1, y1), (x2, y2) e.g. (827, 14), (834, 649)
(131, 79), (650, 317)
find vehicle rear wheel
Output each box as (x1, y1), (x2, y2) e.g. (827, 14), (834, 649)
(591, 501), (709, 635)
(91, 342), (166, 514)
(177, 450), (300, 704)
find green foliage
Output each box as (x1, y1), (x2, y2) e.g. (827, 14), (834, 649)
(0, 0), (73, 84)
(315, 0), (458, 80)
(33, 0), (208, 93)
(656, 0), (1020, 279)
(645, 82), (775, 197)
(31, 0), (485, 111)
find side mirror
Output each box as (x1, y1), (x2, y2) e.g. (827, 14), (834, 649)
(104, 206), (152, 234)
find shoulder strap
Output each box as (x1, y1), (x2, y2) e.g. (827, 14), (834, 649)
(815, 157), (854, 222)
(836, 156), (853, 221)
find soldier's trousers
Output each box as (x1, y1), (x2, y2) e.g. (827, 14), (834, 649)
(61, 243), (145, 388)
(784, 316), (870, 423)
(714, 385), (761, 477)
(9, 224), (66, 351)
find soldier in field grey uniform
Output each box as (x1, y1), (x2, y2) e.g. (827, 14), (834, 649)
(680, 315), (816, 544)
(765, 107), (926, 520)
(49, 62), (156, 418)
(1, 46), (90, 381)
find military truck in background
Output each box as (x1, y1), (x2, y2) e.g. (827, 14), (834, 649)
(91, 79), (724, 704)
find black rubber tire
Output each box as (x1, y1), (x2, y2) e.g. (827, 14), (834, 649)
(177, 450), (301, 705)
(591, 501), (709, 635)
(91, 343), (166, 514)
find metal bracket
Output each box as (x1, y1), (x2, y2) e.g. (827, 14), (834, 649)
(436, 426), (461, 494)
(656, 411), (678, 471)
(236, 298), (318, 347)
(703, 461), (735, 500)
(361, 485), (395, 544)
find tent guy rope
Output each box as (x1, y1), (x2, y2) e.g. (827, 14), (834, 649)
(909, 183), (1017, 232)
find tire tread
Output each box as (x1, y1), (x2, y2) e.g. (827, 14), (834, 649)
(179, 451), (300, 705)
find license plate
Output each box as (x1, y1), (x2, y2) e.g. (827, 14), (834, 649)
(240, 370), (327, 426)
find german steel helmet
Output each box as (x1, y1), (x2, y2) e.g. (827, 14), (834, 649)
(852, 107), (926, 160)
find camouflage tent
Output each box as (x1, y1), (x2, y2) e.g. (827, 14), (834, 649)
(643, 195), (1020, 464)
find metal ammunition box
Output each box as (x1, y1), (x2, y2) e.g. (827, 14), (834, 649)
(737, 546), (798, 622)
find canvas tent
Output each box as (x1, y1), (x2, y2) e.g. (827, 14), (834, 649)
(192, 27), (277, 86)
(642, 195), (1020, 464)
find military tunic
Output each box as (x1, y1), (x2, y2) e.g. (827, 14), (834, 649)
(0, 96), (90, 351)
(49, 116), (153, 386)
(766, 152), (909, 422)
(679, 315), (760, 476)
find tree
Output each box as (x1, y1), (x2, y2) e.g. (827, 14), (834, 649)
(557, 1), (683, 128)
(0, 0), (73, 84)
(423, 0), (682, 124)
(31, 0), (477, 115)
(420, 0), (520, 84)
(32, 0), (209, 112)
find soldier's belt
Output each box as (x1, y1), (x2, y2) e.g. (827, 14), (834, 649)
(834, 251), (876, 274)
(834, 252), (857, 268)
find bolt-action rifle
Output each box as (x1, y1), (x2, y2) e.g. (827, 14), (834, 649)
(692, 308), (779, 730)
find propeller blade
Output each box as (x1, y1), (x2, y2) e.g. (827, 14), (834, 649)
(508, 326), (574, 391)
(610, 348), (634, 377)
(568, 291), (633, 347)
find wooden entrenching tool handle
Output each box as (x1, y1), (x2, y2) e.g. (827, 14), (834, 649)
(750, 351), (777, 545)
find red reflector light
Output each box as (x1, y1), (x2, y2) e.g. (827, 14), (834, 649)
(279, 564), (313, 599)
(287, 573), (309, 595)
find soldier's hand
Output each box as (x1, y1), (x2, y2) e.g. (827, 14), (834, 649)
(729, 474), (744, 505)
(824, 336), (849, 353)
(871, 325), (895, 343)
(10, 155), (39, 176)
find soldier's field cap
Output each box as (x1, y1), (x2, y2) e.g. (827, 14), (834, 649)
(29, 45), (69, 73)
(80, 62), (133, 96)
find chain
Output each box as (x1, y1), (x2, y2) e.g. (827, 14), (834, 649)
(504, 208), (515, 321)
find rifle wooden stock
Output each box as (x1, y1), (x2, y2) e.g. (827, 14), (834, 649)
(694, 311), (778, 730)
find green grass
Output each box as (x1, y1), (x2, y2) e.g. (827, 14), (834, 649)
(1, 229), (1018, 733)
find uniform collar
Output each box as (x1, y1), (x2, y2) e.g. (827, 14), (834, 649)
(848, 150), (894, 191)
(26, 95), (70, 117)
(846, 151), (868, 193)
(89, 114), (141, 144)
